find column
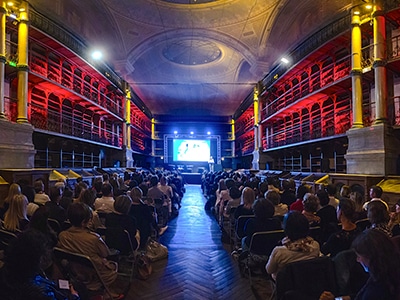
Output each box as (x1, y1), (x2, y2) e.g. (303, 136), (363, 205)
(253, 84), (260, 150)
(151, 117), (155, 156)
(373, 0), (387, 124)
(350, 9), (363, 128)
(16, 1), (29, 124)
(125, 90), (131, 149)
(0, 1), (6, 118)
(231, 118), (235, 157)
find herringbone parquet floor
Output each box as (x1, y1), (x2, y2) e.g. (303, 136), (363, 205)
(125, 185), (273, 300)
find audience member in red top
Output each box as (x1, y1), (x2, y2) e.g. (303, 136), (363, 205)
(289, 184), (310, 212)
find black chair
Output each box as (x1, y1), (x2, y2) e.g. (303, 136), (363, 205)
(105, 227), (137, 281)
(48, 218), (61, 235)
(244, 230), (285, 285)
(355, 218), (371, 231)
(308, 226), (322, 244)
(275, 256), (337, 300)
(235, 215), (255, 247)
(53, 247), (115, 299)
(0, 229), (18, 250)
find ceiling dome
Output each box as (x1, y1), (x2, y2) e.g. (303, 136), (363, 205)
(162, 39), (222, 65)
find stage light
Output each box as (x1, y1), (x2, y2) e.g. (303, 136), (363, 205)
(190, 131), (194, 135)
(207, 131), (211, 135)
(91, 50), (103, 60)
(174, 130), (178, 134)
(281, 57), (290, 64)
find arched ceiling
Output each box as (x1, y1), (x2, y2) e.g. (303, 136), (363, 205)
(29, 0), (351, 118)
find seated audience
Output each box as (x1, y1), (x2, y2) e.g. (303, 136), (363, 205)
(302, 193), (321, 226)
(94, 183), (115, 213)
(363, 185), (388, 211)
(389, 199), (400, 236)
(266, 190), (288, 218)
(58, 202), (119, 296)
(367, 200), (391, 237)
(326, 184), (339, 209)
(234, 187), (255, 220)
(0, 183), (21, 219)
(321, 198), (361, 257)
(45, 186), (67, 226)
(266, 211), (320, 280)
(320, 229), (400, 300)
(280, 179), (296, 207)
(0, 229), (79, 300)
(339, 185), (351, 200)
(77, 188), (103, 230)
(350, 191), (367, 221)
(59, 187), (73, 211)
(223, 186), (242, 218)
(289, 184), (310, 212)
(33, 180), (50, 206)
(242, 198), (282, 251)
(105, 195), (139, 254)
(2, 194), (29, 232)
(129, 187), (155, 249)
(316, 190), (338, 242)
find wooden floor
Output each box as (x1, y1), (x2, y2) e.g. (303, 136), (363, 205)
(124, 185), (272, 300)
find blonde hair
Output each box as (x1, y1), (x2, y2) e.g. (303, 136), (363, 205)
(4, 183), (21, 205)
(241, 187), (255, 208)
(4, 194), (28, 231)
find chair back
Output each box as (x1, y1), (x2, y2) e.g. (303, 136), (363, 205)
(0, 229), (18, 250)
(355, 218), (371, 231)
(248, 230), (285, 256)
(53, 247), (113, 298)
(105, 227), (135, 255)
(48, 218), (61, 235)
(276, 256), (337, 300)
(235, 215), (255, 239)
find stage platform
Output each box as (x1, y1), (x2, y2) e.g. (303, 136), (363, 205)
(182, 173), (202, 184)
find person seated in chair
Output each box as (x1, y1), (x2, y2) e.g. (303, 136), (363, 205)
(320, 229), (400, 300)
(242, 197), (282, 252)
(94, 183), (115, 213)
(321, 198), (361, 257)
(266, 211), (320, 280)
(105, 195), (139, 254)
(58, 202), (119, 297)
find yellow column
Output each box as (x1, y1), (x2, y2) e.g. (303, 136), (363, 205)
(253, 84), (260, 150)
(350, 9), (363, 128)
(125, 90), (131, 149)
(151, 118), (155, 156)
(0, 1), (6, 118)
(231, 118), (235, 157)
(16, 1), (29, 124)
(373, 1), (387, 124)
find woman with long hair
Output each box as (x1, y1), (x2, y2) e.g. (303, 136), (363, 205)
(320, 229), (400, 300)
(3, 194), (29, 232)
(0, 183), (21, 219)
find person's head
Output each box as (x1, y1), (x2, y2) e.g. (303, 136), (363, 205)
(5, 183), (21, 204)
(369, 185), (383, 199)
(149, 175), (159, 187)
(337, 198), (355, 222)
(29, 206), (51, 233)
(229, 186), (241, 200)
(67, 202), (92, 227)
(316, 190), (329, 206)
(78, 188), (97, 208)
(325, 184), (336, 196)
(252, 198), (275, 219)
(4, 229), (48, 282)
(241, 187), (255, 207)
(218, 179), (227, 191)
(353, 229), (400, 288)
(350, 191), (365, 211)
(21, 185), (35, 204)
(33, 180), (45, 194)
(114, 195), (132, 215)
(74, 181), (88, 198)
(130, 187), (143, 202)
(160, 176), (167, 186)
(303, 193), (319, 213)
(296, 184), (310, 200)
(265, 190), (281, 206)
(49, 186), (62, 203)
(340, 185), (351, 198)
(283, 211), (310, 241)
(101, 183), (113, 197)
(138, 182), (148, 196)
(367, 200), (389, 225)
(225, 178), (235, 190)
(396, 199), (400, 214)
(103, 173), (110, 182)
